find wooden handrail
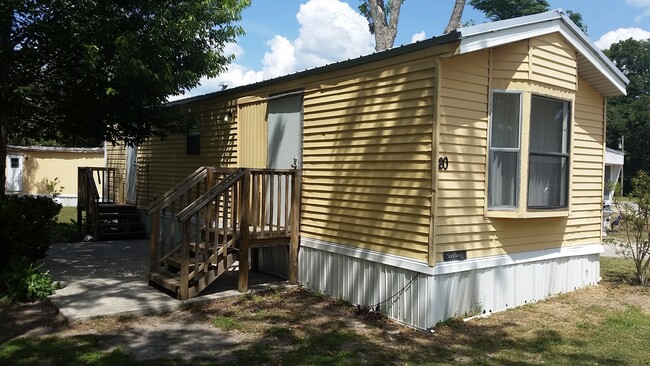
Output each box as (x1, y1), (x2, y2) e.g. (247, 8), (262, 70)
(146, 166), (207, 214)
(177, 168), (246, 222)
(148, 167), (301, 298)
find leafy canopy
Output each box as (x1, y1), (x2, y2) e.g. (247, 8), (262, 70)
(1, 0), (250, 193)
(605, 39), (650, 191)
(470, 0), (587, 33)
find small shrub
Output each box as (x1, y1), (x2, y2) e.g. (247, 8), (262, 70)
(0, 195), (61, 267)
(1, 261), (60, 302)
(610, 171), (650, 285)
(45, 177), (65, 198)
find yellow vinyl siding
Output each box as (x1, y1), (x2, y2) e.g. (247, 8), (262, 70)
(435, 34), (603, 261)
(106, 143), (126, 202)
(299, 46), (454, 262)
(19, 150), (104, 196)
(137, 100), (237, 206)
(238, 98), (267, 168)
(530, 33), (578, 91)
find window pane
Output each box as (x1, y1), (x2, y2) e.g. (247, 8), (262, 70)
(491, 93), (520, 148)
(489, 151), (518, 208)
(528, 155), (568, 207)
(530, 96), (568, 153)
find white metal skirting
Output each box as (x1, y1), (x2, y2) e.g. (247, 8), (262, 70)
(298, 240), (601, 330)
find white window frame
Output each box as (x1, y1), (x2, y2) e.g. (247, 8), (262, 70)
(527, 94), (571, 210)
(487, 90), (523, 210)
(486, 91), (572, 218)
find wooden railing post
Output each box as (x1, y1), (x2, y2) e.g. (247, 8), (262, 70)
(77, 168), (83, 233)
(179, 220), (191, 300)
(289, 171), (300, 285)
(238, 170), (251, 292)
(150, 209), (160, 273)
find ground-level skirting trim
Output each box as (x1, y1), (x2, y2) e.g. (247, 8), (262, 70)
(298, 238), (602, 330)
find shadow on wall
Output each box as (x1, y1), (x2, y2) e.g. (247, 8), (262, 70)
(21, 155), (39, 194)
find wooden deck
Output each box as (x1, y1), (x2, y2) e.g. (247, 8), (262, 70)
(147, 167), (300, 300)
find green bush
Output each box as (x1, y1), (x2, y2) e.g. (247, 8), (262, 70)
(0, 195), (61, 267)
(0, 195), (61, 302)
(1, 262), (60, 302)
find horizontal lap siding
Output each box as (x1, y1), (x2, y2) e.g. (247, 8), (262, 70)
(137, 101), (237, 207)
(572, 78), (605, 245)
(531, 33), (577, 91)
(301, 49), (444, 262)
(436, 34), (603, 260)
(437, 51), (490, 258)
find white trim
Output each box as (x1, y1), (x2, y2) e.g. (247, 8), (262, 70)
(300, 237), (603, 276)
(458, 10), (628, 97)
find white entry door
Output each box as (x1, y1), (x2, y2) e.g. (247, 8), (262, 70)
(125, 145), (137, 204)
(5, 155), (23, 193)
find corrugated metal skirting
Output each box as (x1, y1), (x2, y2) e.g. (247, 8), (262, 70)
(299, 245), (600, 330)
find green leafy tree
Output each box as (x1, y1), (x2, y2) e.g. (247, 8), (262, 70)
(0, 0), (250, 194)
(605, 38), (650, 192)
(470, 0), (587, 33)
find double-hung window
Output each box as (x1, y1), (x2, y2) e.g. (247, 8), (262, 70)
(488, 91), (522, 209)
(488, 91), (571, 215)
(528, 96), (570, 209)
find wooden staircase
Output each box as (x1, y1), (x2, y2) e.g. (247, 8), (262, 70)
(147, 167), (300, 300)
(149, 229), (239, 298)
(96, 203), (146, 240)
(78, 167), (147, 241)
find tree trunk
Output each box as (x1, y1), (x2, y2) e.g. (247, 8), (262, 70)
(368, 0), (402, 52)
(444, 0), (466, 34)
(0, 10), (12, 196)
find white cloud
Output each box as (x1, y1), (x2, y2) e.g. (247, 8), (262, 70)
(626, 0), (650, 22)
(174, 0), (374, 99)
(292, 0), (374, 70)
(223, 42), (245, 59)
(261, 36), (296, 78)
(595, 27), (650, 49)
(411, 31), (427, 43)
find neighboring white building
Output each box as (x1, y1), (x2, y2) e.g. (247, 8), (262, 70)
(604, 147), (624, 206)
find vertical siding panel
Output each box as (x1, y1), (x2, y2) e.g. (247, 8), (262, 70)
(106, 143), (126, 202)
(238, 99), (268, 168)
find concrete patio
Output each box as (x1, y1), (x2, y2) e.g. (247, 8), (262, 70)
(43, 240), (289, 321)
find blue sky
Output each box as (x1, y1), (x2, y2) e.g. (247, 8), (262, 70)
(175, 0), (650, 99)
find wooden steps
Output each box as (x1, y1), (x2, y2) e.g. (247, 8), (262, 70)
(149, 239), (238, 299)
(96, 203), (146, 240)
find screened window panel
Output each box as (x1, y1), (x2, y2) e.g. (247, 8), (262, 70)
(528, 155), (568, 207)
(491, 93), (521, 148)
(530, 97), (568, 154)
(488, 151), (518, 208)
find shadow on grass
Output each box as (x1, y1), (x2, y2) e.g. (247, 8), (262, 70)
(1, 287), (646, 365)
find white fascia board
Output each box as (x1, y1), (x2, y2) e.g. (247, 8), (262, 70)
(301, 237), (604, 276)
(605, 149), (625, 165)
(458, 10), (628, 96)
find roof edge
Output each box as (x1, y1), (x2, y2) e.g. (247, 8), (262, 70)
(169, 32), (461, 106)
(7, 145), (104, 153)
(458, 9), (629, 96)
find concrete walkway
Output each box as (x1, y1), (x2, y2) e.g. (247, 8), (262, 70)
(44, 240), (288, 321)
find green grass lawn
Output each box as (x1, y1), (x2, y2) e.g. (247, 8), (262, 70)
(53, 206), (81, 242)
(57, 206), (77, 223)
(2, 257), (649, 365)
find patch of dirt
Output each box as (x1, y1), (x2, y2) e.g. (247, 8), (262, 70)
(0, 301), (66, 343)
